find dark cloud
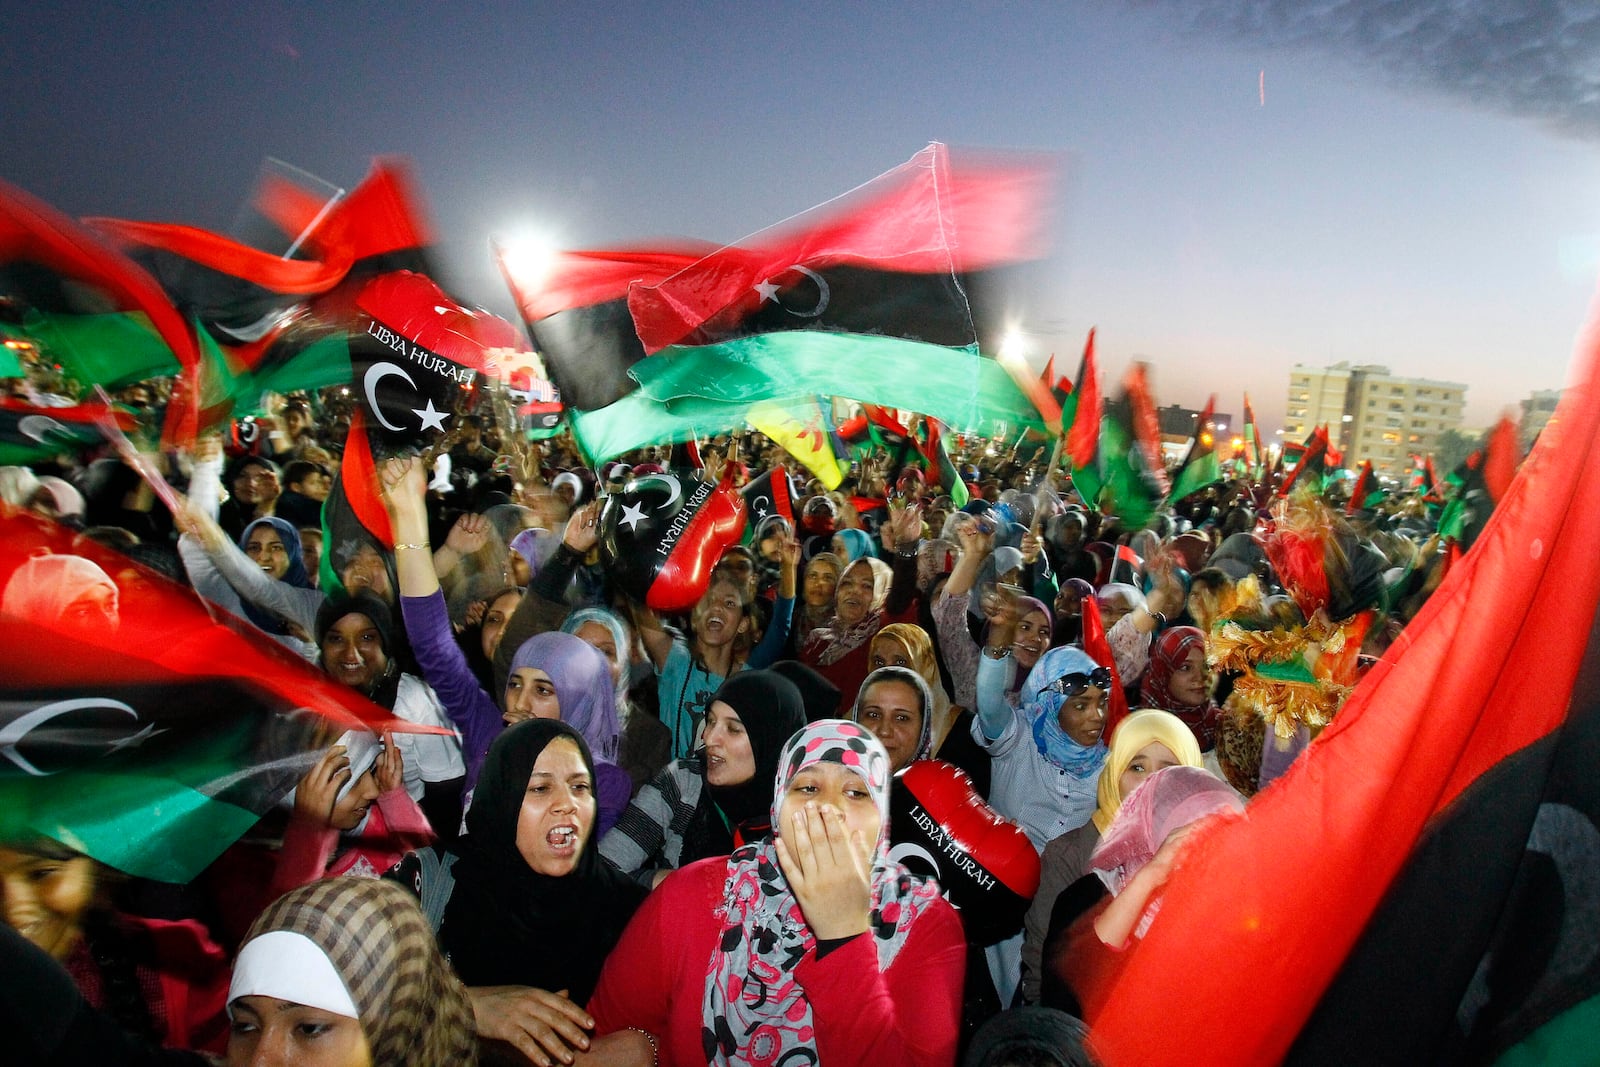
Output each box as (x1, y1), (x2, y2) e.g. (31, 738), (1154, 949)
(1129, 0), (1600, 139)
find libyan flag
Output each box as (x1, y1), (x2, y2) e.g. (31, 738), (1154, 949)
(0, 514), (425, 883)
(1079, 320), (1600, 1063)
(0, 397), (135, 466)
(1, 178), (203, 445)
(502, 144), (1054, 462)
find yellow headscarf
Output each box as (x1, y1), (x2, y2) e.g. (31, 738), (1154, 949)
(1091, 709), (1204, 832)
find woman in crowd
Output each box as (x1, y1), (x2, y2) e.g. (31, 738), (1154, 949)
(801, 504), (924, 714)
(639, 540), (797, 761)
(600, 670), (807, 888)
(562, 605), (672, 792)
(1020, 709), (1203, 1004)
(383, 458), (628, 831)
(177, 505), (321, 657)
(1041, 765), (1245, 1018)
(588, 719), (966, 1066)
(227, 877), (476, 1066)
(0, 552), (121, 632)
(852, 664), (935, 775)
(314, 594), (466, 832)
(266, 730), (435, 894)
(389, 719), (648, 1066)
(0, 837), (230, 1054)
(867, 623), (973, 760)
(1139, 626), (1222, 752)
(936, 521), (1054, 711)
(792, 551), (843, 653)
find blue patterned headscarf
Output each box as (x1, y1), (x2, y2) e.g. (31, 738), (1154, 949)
(1022, 644), (1110, 778)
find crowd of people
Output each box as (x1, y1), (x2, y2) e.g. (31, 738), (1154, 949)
(0, 374), (1463, 1066)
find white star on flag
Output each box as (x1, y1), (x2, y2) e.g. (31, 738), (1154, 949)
(620, 502), (648, 531)
(753, 279), (781, 303)
(413, 399), (450, 432)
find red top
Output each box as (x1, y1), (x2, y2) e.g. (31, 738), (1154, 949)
(588, 856), (966, 1067)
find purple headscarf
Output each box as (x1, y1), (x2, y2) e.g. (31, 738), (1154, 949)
(508, 631), (619, 762)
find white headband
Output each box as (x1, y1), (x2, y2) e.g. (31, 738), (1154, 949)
(228, 930), (359, 1019)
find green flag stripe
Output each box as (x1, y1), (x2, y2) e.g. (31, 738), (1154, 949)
(629, 333), (1045, 438)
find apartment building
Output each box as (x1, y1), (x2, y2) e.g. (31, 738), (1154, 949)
(1285, 362), (1465, 478)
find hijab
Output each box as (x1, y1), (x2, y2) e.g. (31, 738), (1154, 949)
(684, 670), (808, 861)
(233, 878), (475, 1065)
(438, 720), (646, 998)
(508, 631), (620, 762)
(1091, 710), (1205, 833)
(0, 554), (118, 628)
(560, 606), (634, 708)
(833, 527), (877, 562)
(315, 594), (401, 710)
(1089, 765), (1242, 897)
(1139, 626), (1223, 751)
(967, 546), (1025, 619)
(852, 665), (935, 766)
(702, 720), (941, 1065)
(811, 557), (893, 666)
(1020, 645), (1111, 779)
(238, 516), (310, 635)
(868, 623), (951, 740)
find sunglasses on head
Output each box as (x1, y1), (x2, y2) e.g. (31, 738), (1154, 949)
(1041, 666), (1113, 697)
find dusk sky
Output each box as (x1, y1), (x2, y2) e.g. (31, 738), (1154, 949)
(6, 1), (1599, 435)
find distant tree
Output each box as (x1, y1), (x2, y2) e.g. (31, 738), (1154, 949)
(1431, 428), (1476, 472)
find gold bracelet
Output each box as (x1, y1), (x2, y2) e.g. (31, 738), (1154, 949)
(392, 542), (431, 552)
(627, 1027), (658, 1066)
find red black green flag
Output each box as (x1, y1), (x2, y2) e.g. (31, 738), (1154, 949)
(1345, 459), (1385, 515)
(1094, 362), (1169, 529)
(0, 179), (202, 445)
(1168, 394), (1223, 503)
(1062, 327), (1103, 510)
(541, 146), (1051, 460)
(1437, 416), (1522, 549)
(1080, 314), (1600, 1065)
(1278, 425), (1342, 497)
(0, 513), (417, 883)
(0, 398), (135, 466)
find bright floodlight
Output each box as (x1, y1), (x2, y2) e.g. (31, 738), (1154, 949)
(498, 233), (559, 292)
(997, 329), (1026, 363)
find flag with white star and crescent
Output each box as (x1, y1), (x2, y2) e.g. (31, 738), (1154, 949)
(0, 512), (436, 883)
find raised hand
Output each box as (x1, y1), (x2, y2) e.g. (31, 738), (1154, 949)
(446, 512), (491, 556)
(562, 500), (603, 554)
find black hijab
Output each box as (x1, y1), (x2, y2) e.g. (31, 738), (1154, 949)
(437, 720), (646, 999)
(683, 669), (807, 863)
(315, 592), (402, 710)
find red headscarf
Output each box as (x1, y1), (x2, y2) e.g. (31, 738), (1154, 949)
(1139, 626), (1222, 752)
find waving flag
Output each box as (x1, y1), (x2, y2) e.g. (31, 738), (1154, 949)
(0, 514), (423, 883)
(1094, 364), (1169, 529)
(1344, 459), (1385, 515)
(1242, 393), (1262, 475)
(498, 242), (731, 459)
(746, 397), (847, 490)
(0, 179), (202, 444)
(0, 397), (136, 466)
(1168, 394), (1222, 503)
(1062, 327), (1103, 509)
(1081, 301), (1600, 1065)
(619, 145), (1053, 437)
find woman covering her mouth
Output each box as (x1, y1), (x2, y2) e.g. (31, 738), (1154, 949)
(388, 719), (648, 1067)
(588, 719), (966, 1065)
